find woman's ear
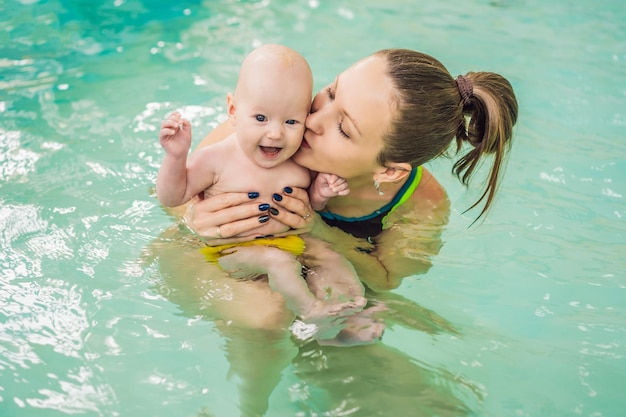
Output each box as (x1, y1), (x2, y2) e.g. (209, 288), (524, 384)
(375, 163), (413, 183)
(226, 93), (237, 125)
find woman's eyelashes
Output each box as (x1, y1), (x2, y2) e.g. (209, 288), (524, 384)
(337, 123), (349, 138)
(326, 88), (350, 139)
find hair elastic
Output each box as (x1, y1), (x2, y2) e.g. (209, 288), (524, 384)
(455, 75), (473, 105)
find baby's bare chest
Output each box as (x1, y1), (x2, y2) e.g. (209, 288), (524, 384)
(207, 159), (310, 201)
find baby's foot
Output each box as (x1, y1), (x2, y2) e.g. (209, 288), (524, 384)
(302, 297), (365, 323)
(317, 314), (386, 347)
(315, 305), (386, 346)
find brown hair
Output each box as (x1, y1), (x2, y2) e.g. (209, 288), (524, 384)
(375, 49), (518, 220)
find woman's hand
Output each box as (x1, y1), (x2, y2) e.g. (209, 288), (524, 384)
(183, 192), (270, 242)
(268, 186), (315, 234)
(182, 186), (315, 244)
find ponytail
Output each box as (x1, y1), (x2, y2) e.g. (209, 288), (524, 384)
(376, 49), (518, 222)
(452, 72), (518, 220)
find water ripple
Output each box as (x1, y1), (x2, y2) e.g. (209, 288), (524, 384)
(0, 128), (40, 181)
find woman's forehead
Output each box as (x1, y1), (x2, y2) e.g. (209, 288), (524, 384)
(336, 55), (394, 141)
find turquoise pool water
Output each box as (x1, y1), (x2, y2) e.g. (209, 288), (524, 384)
(1, 0), (625, 416)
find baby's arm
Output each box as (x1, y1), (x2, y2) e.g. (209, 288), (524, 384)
(308, 173), (350, 211)
(156, 112), (215, 207)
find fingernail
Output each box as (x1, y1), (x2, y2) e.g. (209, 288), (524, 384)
(248, 192), (259, 199)
(272, 193), (282, 202)
(258, 215), (270, 223)
(283, 186), (293, 194)
(269, 207), (279, 215)
(258, 203), (270, 211)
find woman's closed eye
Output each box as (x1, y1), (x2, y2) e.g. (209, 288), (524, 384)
(326, 88), (350, 138)
(337, 123), (349, 138)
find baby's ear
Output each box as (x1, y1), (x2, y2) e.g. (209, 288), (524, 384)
(226, 93), (237, 124)
(376, 163), (412, 183)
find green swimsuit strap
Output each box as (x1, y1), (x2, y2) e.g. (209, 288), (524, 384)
(381, 165), (423, 223)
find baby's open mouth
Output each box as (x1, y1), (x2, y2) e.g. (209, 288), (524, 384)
(260, 146), (281, 157)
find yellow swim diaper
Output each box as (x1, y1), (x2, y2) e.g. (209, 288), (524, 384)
(200, 235), (306, 263)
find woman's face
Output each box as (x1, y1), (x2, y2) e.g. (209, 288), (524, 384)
(293, 54), (396, 180)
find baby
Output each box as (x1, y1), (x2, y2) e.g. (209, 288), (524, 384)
(156, 44), (366, 327)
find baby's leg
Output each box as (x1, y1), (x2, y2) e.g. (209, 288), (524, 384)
(300, 236), (387, 345)
(300, 236), (366, 307)
(218, 246), (362, 323)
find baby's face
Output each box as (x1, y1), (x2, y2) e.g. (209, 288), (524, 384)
(234, 65), (312, 169)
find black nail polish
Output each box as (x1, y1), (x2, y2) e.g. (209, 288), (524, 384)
(272, 193), (282, 202)
(258, 203), (270, 211)
(258, 215), (270, 223)
(283, 186), (293, 194)
(248, 192), (259, 199)
(269, 207), (279, 215)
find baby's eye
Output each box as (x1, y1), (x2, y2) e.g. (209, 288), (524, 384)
(255, 114), (267, 122)
(285, 119), (297, 125)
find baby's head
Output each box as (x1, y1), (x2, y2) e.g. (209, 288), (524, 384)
(235, 44), (312, 111)
(227, 44), (313, 168)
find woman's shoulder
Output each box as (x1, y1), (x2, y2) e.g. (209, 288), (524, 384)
(413, 168), (448, 205)
(389, 167), (450, 224)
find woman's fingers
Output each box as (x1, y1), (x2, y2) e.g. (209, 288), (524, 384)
(202, 216), (267, 242)
(184, 192), (266, 238)
(195, 191), (261, 213)
(269, 187), (315, 231)
(182, 188), (316, 239)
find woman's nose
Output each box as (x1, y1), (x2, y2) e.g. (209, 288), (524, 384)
(305, 108), (322, 134)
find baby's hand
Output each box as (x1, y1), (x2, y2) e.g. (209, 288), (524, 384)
(309, 173), (350, 210)
(159, 111), (192, 158)
(316, 173), (350, 197)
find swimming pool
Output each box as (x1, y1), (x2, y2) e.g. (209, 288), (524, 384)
(1, 0), (625, 416)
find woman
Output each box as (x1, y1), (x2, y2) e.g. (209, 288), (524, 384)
(180, 48), (517, 294)
(148, 47), (517, 416)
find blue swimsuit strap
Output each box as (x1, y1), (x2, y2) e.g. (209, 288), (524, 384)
(319, 166), (421, 223)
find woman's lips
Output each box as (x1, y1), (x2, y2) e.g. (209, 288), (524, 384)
(300, 138), (311, 149)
